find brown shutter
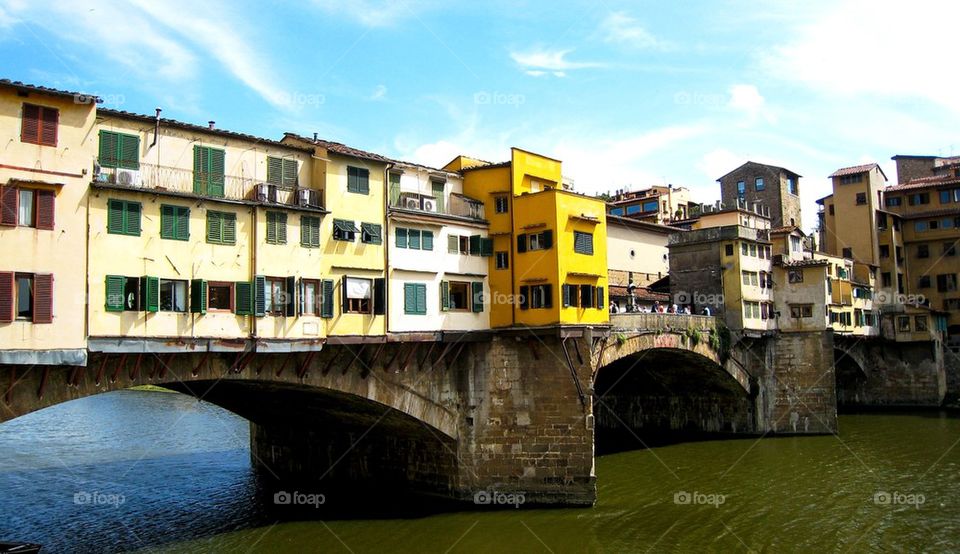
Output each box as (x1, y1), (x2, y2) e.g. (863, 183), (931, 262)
(36, 190), (55, 230)
(21, 104), (40, 143)
(40, 107), (59, 146)
(0, 272), (13, 322)
(33, 274), (54, 323)
(0, 185), (17, 226)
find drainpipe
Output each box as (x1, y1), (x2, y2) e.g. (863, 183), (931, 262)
(383, 162), (394, 338)
(251, 205), (258, 343)
(150, 108), (161, 147)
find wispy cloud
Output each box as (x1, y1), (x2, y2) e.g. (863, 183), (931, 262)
(510, 47), (603, 77)
(309, 0), (433, 27)
(598, 12), (664, 50)
(370, 84), (388, 101)
(727, 84), (776, 125)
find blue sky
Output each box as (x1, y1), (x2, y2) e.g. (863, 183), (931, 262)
(2, 0), (958, 231)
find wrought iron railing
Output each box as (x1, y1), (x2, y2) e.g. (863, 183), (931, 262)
(388, 189), (485, 220)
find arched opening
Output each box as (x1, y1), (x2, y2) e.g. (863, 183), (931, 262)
(834, 348), (868, 409)
(593, 347), (754, 454)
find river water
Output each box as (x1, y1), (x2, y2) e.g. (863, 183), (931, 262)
(1, 390), (959, 553)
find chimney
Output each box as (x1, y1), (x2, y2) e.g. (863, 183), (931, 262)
(313, 132), (318, 141)
(208, 121), (215, 130)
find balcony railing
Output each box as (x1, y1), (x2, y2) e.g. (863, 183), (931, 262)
(93, 164), (323, 209)
(388, 190), (485, 220)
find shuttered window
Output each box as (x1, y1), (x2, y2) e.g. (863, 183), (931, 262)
(0, 186), (53, 229)
(361, 223), (382, 244)
(193, 146), (226, 197)
(403, 283), (427, 315)
(235, 281), (254, 316)
(107, 199), (141, 236)
(320, 279), (334, 318)
(266, 156), (298, 186)
(98, 131), (140, 169)
(574, 231), (594, 255)
(300, 215), (321, 248)
(206, 211), (236, 245)
(160, 205), (190, 241)
(347, 166), (370, 194)
(266, 211), (287, 244)
(190, 279), (207, 314)
(471, 282), (484, 313)
(21, 104), (58, 146)
(0, 272), (13, 322)
(397, 227), (432, 250)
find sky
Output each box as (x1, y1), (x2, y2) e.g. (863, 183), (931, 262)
(1, 0), (958, 232)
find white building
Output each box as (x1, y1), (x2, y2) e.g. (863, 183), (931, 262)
(386, 162), (491, 335)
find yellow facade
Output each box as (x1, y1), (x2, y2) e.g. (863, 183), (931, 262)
(0, 83), (96, 364)
(454, 148), (608, 328)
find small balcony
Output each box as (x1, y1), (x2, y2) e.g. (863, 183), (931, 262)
(389, 191), (485, 220)
(92, 163), (324, 210)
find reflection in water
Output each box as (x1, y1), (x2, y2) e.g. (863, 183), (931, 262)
(1, 391), (959, 552)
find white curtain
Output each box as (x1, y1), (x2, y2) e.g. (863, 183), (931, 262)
(346, 278), (371, 299)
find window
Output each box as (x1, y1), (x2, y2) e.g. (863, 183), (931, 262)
(521, 230), (553, 252)
(343, 277), (373, 314)
(346, 166), (370, 194)
(790, 304), (813, 318)
(496, 251), (509, 270)
(579, 284), (595, 308)
(743, 301), (760, 319)
(877, 213), (888, 230)
(788, 270), (803, 283)
(523, 284), (552, 309)
(856, 192), (867, 205)
(107, 199), (141, 236)
(937, 274), (957, 293)
(333, 219), (357, 241)
(495, 195), (509, 214)
(787, 177), (798, 195)
(737, 180), (745, 199)
(881, 272), (892, 287)
(842, 247), (853, 258)
(206, 211), (236, 245)
(915, 316), (928, 332)
(741, 271), (759, 286)
(885, 196), (902, 207)
(749, 244), (757, 256)
(839, 173), (864, 185)
(160, 205), (190, 241)
(0, 186), (53, 229)
(945, 242), (958, 257)
(300, 216), (321, 247)
(741, 243), (749, 256)
(361, 223), (382, 244)
(447, 281), (470, 311)
(642, 200), (658, 212)
(879, 245), (890, 258)
(573, 231), (593, 255)
(193, 146), (226, 197)
(396, 228), (434, 250)
(754, 177), (765, 191)
(403, 283), (428, 315)
(930, 219), (940, 230)
(941, 190), (952, 204)
(919, 276), (931, 289)
(98, 131), (139, 169)
(909, 193), (930, 206)
(918, 244), (929, 258)
(301, 279), (319, 316)
(159, 279), (187, 312)
(266, 211), (287, 244)
(264, 277), (289, 315)
(20, 103), (58, 146)
(15, 273), (32, 320)
(266, 156), (298, 187)
(829, 205), (835, 215)
(897, 316), (911, 332)
(725, 244), (734, 256)
(791, 236), (802, 252)
(207, 282), (234, 311)
(610, 207), (624, 216)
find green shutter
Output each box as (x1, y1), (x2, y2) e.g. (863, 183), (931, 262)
(408, 229), (421, 249)
(193, 145), (205, 194)
(320, 279), (334, 318)
(236, 281), (253, 315)
(416, 284), (427, 314)
(107, 199), (124, 234)
(432, 181), (445, 213)
(469, 235), (481, 255)
(105, 275), (125, 312)
(472, 282), (484, 313)
(562, 284), (572, 308)
(126, 202), (141, 236)
(359, 168), (369, 194)
(480, 237), (493, 257)
(254, 275), (266, 316)
(374, 278), (385, 315)
(266, 212), (278, 243)
(301, 216), (311, 247)
(206, 211), (219, 243)
(440, 280), (450, 311)
(517, 234), (527, 253)
(161, 205), (175, 239)
(190, 279), (207, 314)
(119, 134), (140, 170)
(389, 173), (401, 205)
(422, 230), (434, 251)
(223, 213), (236, 244)
(396, 227), (408, 248)
(543, 284), (553, 308)
(176, 207), (189, 240)
(285, 276), (297, 317)
(404, 283), (416, 314)
(209, 148), (225, 197)
(519, 286), (529, 310)
(282, 159), (297, 186)
(142, 276), (159, 312)
(448, 234), (459, 253)
(362, 223), (382, 244)
(596, 286), (604, 309)
(99, 131), (119, 168)
(542, 230), (553, 249)
(277, 213), (287, 244)
(347, 167), (357, 193)
(267, 156), (283, 185)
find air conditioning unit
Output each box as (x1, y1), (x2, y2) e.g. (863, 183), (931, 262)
(421, 196), (438, 212)
(115, 169), (141, 187)
(256, 183), (277, 203)
(404, 196), (421, 210)
(297, 189), (319, 208)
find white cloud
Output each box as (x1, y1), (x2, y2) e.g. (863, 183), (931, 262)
(697, 148), (745, 182)
(598, 12), (663, 50)
(762, 0), (960, 112)
(727, 84), (776, 124)
(370, 84), (388, 101)
(510, 48), (603, 76)
(310, 0), (431, 27)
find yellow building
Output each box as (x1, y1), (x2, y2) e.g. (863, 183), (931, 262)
(0, 80), (96, 365)
(447, 148), (609, 328)
(88, 110), (331, 354)
(282, 134), (387, 340)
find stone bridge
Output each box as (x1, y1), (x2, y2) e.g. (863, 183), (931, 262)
(4, 315), (939, 506)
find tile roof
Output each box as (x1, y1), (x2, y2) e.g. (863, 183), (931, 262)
(283, 133), (393, 164)
(0, 78), (100, 103)
(829, 163), (884, 178)
(895, 206), (960, 220)
(100, 108), (309, 151)
(716, 160), (802, 181)
(769, 225), (802, 234)
(460, 161), (511, 172)
(777, 258), (829, 268)
(885, 174), (960, 192)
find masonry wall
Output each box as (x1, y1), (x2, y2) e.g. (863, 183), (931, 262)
(836, 340), (946, 406)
